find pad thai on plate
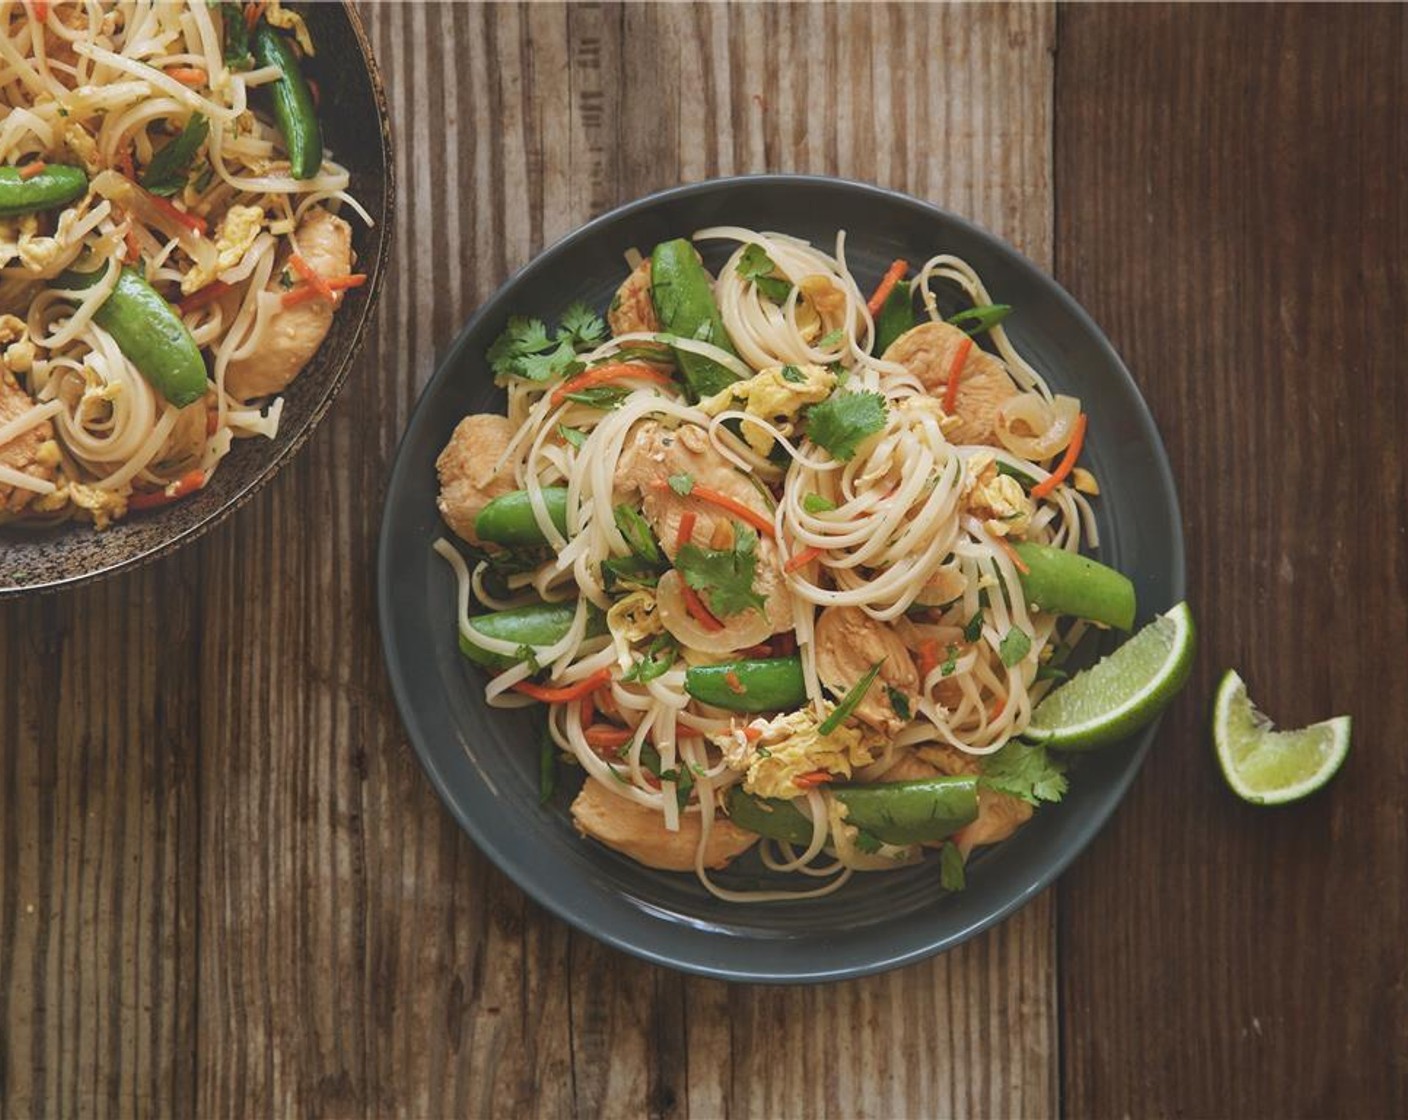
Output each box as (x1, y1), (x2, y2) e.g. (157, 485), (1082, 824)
(433, 228), (1137, 903)
(0, 0), (371, 529)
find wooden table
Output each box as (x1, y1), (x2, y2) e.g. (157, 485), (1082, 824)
(3, 4), (1405, 1116)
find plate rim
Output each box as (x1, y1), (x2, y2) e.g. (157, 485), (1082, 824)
(376, 173), (1186, 983)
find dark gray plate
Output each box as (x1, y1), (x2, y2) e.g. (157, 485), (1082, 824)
(378, 176), (1184, 983)
(0, 3), (393, 598)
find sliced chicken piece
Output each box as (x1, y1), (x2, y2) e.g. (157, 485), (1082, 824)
(607, 257), (661, 338)
(954, 788), (1033, 858)
(0, 366), (56, 514)
(436, 412), (518, 546)
(882, 321), (1017, 446)
(614, 419), (793, 635)
(225, 207), (352, 402)
(813, 606), (920, 735)
(571, 778), (758, 871)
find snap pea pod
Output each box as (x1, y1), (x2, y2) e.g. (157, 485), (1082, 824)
(251, 23), (322, 180)
(726, 776), (980, 847)
(56, 267), (207, 407)
(873, 279), (916, 354)
(474, 487), (570, 547)
(684, 657), (806, 713)
(1013, 541), (1136, 631)
(649, 238), (740, 401)
(457, 600), (607, 672)
(0, 164), (88, 218)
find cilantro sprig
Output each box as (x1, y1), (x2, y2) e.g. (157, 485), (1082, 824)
(804, 389), (887, 462)
(674, 523), (765, 619)
(736, 243), (793, 303)
(487, 300), (607, 384)
(978, 741), (1068, 805)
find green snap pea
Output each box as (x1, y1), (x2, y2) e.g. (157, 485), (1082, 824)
(457, 600), (607, 672)
(726, 776), (980, 847)
(474, 487), (570, 547)
(251, 23), (323, 181)
(684, 657), (806, 713)
(56, 267), (207, 407)
(649, 238), (740, 401)
(873, 279), (916, 355)
(0, 164), (88, 218)
(1013, 541), (1136, 631)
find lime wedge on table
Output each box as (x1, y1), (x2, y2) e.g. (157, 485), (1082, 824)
(1024, 602), (1195, 750)
(1212, 670), (1351, 805)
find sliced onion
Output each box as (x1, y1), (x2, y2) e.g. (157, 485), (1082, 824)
(655, 570), (771, 654)
(995, 392), (1081, 461)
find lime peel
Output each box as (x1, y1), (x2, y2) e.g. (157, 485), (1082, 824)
(1212, 670), (1351, 805)
(1023, 601), (1195, 751)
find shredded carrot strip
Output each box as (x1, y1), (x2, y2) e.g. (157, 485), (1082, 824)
(280, 284), (322, 310)
(724, 670), (746, 696)
(145, 191), (207, 235)
(178, 280), (231, 316)
(676, 510), (697, 549)
(128, 469), (205, 511)
(794, 769), (833, 789)
(1030, 413), (1088, 499)
(942, 336), (974, 413)
(681, 584), (724, 632)
(784, 544), (822, 573)
(31, 1), (47, 21)
(995, 536), (1030, 575)
(690, 484), (776, 539)
(989, 696), (1007, 721)
(584, 724), (635, 752)
(164, 67), (208, 86)
(551, 362), (674, 407)
(325, 274), (367, 291)
(866, 259), (908, 317)
(742, 725), (763, 742)
(244, 1), (265, 32)
(512, 667), (612, 704)
(122, 226), (140, 264)
(917, 638), (939, 680)
(18, 161), (46, 181)
(290, 253), (333, 300)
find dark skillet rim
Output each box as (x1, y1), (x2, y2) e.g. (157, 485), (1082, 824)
(377, 173), (1186, 983)
(0, 1), (395, 601)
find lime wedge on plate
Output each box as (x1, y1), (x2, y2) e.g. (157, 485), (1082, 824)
(1212, 670), (1351, 804)
(1024, 601), (1195, 750)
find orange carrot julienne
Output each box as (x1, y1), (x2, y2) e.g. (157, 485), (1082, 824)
(916, 638), (940, 679)
(794, 769), (833, 789)
(325, 274), (367, 291)
(681, 583), (724, 632)
(244, 1), (265, 31)
(178, 280), (231, 316)
(145, 190), (207, 235)
(676, 510), (697, 549)
(18, 161), (46, 181)
(724, 670), (746, 695)
(31, 0), (47, 21)
(866, 258), (908, 317)
(742, 724), (763, 742)
(584, 724), (635, 752)
(942, 336), (974, 413)
(551, 362), (674, 407)
(995, 536), (1030, 575)
(280, 284), (322, 310)
(164, 67), (208, 86)
(1030, 413), (1088, 499)
(988, 696), (1007, 721)
(289, 253), (333, 300)
(689, 484), (776, 539)
(512, 667), (612, 703)
(784, 545), (822, 573)
(128, 469), (205, 510)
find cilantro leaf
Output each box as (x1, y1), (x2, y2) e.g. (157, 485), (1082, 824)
(940, 841), (966, 891)
(221, 3), (252, 69)
(487, 316), (555, 377)
(515, 339), (582, 383)
(780, 364), (806, 384)
(557, 423), (587, 450)
(941, 644), (959, 677)
(817, 327), (845, 348)
(736, 243), (792, 303)
(557, 300), (607, 349)
(141, 112), (209, 197)
(999, 627), (1032, 667)
(623, 634), (678, 684)
(886, 686), (912, 721)
(674, 524), (765, 618)
(979, 741), (1068, 806)
(805, 390), (887, 462)
(964, 613), (984, 643)
(667, 472), (694, 496)
(802, 493), (836, 514)
(564, 385), (632, 409)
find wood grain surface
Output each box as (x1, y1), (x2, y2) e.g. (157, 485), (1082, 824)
(1, 3), (1402, 1118)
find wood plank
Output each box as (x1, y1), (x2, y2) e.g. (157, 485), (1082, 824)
(0, 563), (201, 1118)
(1055, 5), (1408, 1117)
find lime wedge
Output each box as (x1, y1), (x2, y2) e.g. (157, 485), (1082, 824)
(1024, 601), (1195, 750)
(1212, 670), (1351, 805)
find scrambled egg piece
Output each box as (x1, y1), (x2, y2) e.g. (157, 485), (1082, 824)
(0, 314), (34, 374)
(899, 393), (964, 439)
(181, 205), (264, 294)
(0, 215), (63, 273)
(266, 1), (315, 55)
(606, 590), (663, 669)
(699, 362), (835, 456)
(34, 478), (128, 530)
(61, 120), (103, 174)
(965, 452), (1034, 539)
(713, 706), (878, 801)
